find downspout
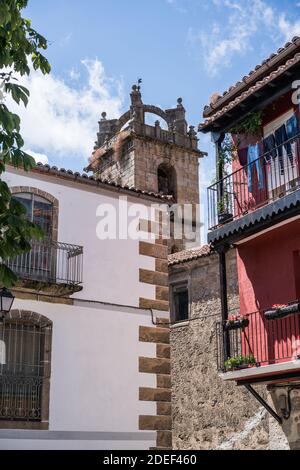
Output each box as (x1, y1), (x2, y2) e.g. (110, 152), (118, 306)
(213, 132), (231, 363)
(218, 245), (231, 362)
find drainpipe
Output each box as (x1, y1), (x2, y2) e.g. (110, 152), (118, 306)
(218, 245), (231, 362)
(212, 132), (230, 362)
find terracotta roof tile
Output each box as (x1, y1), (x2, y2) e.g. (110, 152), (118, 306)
(168, 245), (213, 266)
(13, 162), (174, 202)
(202, 36), (300, 125)
(200, 50), (300, 130)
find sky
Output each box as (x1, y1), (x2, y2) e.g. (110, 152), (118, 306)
(9, 0), (300, 243)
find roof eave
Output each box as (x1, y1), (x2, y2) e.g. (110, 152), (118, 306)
(203, 37), (300, 119)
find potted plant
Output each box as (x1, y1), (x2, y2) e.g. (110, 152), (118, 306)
(217, 197), (233, 225)
(224, 355), (256, 371)
(224, 314), (249, 331)
(264, 303), (300, 320)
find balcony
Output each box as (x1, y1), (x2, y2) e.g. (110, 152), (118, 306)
(207, 134), (300, 232)
(8, 240), (83, 294)
(216, 305), (300, 384)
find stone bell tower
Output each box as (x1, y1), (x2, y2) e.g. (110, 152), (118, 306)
(86, 84), (206, 250)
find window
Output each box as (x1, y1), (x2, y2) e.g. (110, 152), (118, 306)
(13, 193), (53, 238)
(172, 283), (189, 322)
(263, 110), (298, 198)
(11, 193), (54, 281)
(157, 164), (177, 198)
(0, 311), (52, 427)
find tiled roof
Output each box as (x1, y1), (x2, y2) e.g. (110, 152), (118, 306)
(200, 36), (300, 130)
(200, 50), (300, 130)
(168, 244), (213, 266)
(14, 162), (174, 202)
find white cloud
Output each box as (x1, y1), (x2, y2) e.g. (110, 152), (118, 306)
(25, 149), (49, 165)
(190, 0), (300, 77)
(69, 68), (81, 81)
(7, 59), (124, 168)
(278, 14), (300, 40)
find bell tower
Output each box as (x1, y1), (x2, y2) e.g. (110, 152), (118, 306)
(86, 85), (206, 250)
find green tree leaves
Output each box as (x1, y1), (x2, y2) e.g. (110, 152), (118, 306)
(0, 0), (50, 287)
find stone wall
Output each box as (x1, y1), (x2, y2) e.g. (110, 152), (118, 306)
(169, 249), (290, 450)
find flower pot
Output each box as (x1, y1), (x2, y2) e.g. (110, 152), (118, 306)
(218, 212), (233, 225)
(264, 303), (300, 320)
(225, 364), (250, 372)
(224, 318), (249, 331)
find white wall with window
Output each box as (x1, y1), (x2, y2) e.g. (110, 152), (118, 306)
(0, 166), (169, 449)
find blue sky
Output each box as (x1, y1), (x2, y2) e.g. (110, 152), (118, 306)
(13, 0), (300, 242)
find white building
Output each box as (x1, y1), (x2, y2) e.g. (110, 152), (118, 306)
(0, 163), (171, 450)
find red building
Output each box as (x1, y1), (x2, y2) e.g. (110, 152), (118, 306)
(200, 37), (300, 434)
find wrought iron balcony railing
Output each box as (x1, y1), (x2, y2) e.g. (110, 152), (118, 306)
(207, 134), (300, 231)
(7, 240), (83, 289)
(0, 317), (52, 422)
(216, 307), (300, 373)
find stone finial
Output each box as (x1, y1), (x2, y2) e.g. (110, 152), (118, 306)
(101, 111), (107, 120)
(155, 120), (160, 127)
(188, 125), (197, 137)
(130, 83), (144, 123)
(177, 97), (183, 107)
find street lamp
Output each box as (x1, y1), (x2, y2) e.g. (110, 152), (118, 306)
(0, 288), (15, 320)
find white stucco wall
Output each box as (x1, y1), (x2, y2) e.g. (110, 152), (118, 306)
(3, 168), (159, 305)
(0, 298), (159, 450)
(0, 168), (169, 450)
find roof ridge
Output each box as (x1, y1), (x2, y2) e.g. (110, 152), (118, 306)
(12, 162), (174, 202)
(168, 244), (213, 266)
(200, 50), (300, 130)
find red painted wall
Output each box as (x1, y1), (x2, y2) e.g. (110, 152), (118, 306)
(237, 219), (300, 314)
(237, 219), (300, 365)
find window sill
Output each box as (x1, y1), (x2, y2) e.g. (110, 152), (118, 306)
(171, 320), (190, 329)
(0, 420), (49, 430)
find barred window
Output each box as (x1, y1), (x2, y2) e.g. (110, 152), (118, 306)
(0, 312), (52, 425)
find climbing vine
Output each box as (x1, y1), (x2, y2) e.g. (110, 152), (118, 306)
(230, 111), (263, 137)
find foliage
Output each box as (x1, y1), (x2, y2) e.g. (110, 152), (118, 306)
(0, 0), (51, 287)
(224, 355), (256, 371)
(230, 111), (263, 137)
(217, 133), (238, 170)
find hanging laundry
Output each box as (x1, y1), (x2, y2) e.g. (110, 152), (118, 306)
(247, 144), (264, 193)
(275, 124), (293, 173)
(286, 113), (299, 139)
(263, 134), (277, 162)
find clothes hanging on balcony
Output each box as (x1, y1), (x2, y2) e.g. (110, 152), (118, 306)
(286, 113), (299, 139)
(237, 147), (248, 166)
(263, 134), (277, 162)
(275, 124), (293, 174)
(247, 144), (264, 193)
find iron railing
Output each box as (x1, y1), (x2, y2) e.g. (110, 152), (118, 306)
(7, 240), (83, 287)
(0, 318), (52, 421)
(216, 309), (300, 372)
(208, 134), (300, 230)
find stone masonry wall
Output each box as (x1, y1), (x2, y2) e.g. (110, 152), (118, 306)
(169, 250), (290, 450)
